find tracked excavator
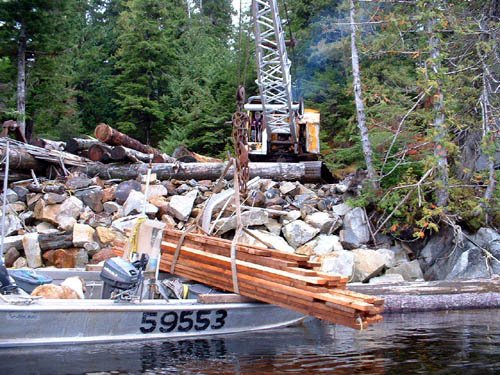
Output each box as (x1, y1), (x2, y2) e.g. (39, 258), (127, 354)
(233, 0), (332, 185)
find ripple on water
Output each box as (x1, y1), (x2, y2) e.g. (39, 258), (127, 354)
(0, 310), (499, 375)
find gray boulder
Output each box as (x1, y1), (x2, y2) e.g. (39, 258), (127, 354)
(168, 190), (198, 221)
(66, 175), (92, 190)
(74, 187), (104, 213)
(331, 203), (351, 217)
(306, 234), (343, 255)
(1, 214), (22, 236)
(115, 180), (142, 204)
(239, 229), (295, 253)
(215, 210), (269, 234)
(386, 260), (424, 281)
(305, 212), (339, 234)
(321, 251), (354, 278)
(123, 190), (158, 216)
(340, 207), (370, 249)
(22, 233), (43, 268)
(282, 220), (320, 248)
(352, 249), (387, 282)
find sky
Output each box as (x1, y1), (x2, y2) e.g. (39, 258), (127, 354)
(232, 0), (251, 25)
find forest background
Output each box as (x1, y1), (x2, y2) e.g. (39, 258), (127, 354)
(0, 0), (499, 240)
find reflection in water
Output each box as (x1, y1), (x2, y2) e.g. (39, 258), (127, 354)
(1, 309), (499, 375)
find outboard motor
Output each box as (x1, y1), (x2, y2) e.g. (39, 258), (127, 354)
(100, 255), (149, 299)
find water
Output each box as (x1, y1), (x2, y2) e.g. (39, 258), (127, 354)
(1, 309), (499, 375)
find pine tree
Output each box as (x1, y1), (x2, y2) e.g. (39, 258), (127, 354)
(0, 0), (80, 139)
(113, 0), (187, 145)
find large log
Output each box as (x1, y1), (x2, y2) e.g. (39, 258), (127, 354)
(111, 145), (152, 163)
(94, 123), (173, 163)
(65, 138), (101, 153)
(88, 144), (113, 162)
(85, 161), (321, 182)
(0, 144), (45, 171)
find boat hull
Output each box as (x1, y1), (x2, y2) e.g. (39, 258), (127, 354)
(0, 298), (305, 347)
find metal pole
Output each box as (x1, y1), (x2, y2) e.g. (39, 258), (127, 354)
(0, 140), (10, 265)
(142, 154), (154, 216)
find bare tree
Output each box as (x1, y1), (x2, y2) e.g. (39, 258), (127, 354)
(477, 2), (500, 219)
(16, 20), (27, 136)
(349, 0), (379, 191)
(427, 1), (449, 207)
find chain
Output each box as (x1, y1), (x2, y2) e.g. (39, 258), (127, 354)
(232, 111), (249, 196)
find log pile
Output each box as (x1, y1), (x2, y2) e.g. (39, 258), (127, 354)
(156, 228), (384, 330)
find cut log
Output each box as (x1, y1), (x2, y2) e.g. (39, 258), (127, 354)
(31, 138), (66, 151)
(94, 123), (174, 163)
(65, 138), (101, 153)
(88, 144), (113, 162)
(85, 161), (321, 182)
(111, 145), (152, 163)
(0, 144), (45, 171)
(39, 231), (73, 251)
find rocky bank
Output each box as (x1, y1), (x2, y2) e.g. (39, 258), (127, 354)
(1, 171), (499, 284)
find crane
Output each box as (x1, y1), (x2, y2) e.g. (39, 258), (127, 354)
(243, 0), (320, 162)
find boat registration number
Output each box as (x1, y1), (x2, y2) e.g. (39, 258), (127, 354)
(139, 310), (227, 334)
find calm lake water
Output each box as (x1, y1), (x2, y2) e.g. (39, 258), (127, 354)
(1, 309), (499, 375)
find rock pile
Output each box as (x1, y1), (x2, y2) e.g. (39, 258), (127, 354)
(0, 170), (425, 284)
(2, 168), (498, 282)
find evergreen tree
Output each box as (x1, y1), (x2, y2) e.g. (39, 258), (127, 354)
(0, 0), (81, 139)
(113, 0), (187, 145)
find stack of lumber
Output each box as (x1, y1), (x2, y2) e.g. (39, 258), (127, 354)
(157, 228), (383, 330)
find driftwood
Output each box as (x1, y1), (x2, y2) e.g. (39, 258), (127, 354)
(39, 231), (73, 251)
(65, 138), (101, 153)
(111, 145), (152, 163)
(88, 144), (113, 162)
(85, 161), (323, 182)
(94, 123), (174, 163)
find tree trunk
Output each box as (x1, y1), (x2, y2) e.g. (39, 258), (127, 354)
(349, 0), (378, 191)
(94, 123), (172, 163)
(17, 21), (27, 136)
(478, 14), (499, 218)
(85, 161), (322, 182)
(428, 10), (449, 207)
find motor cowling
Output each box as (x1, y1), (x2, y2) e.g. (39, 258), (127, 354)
(100, 257), (139, 298)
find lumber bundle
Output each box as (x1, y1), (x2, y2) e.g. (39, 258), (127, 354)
(154, 228), (383, 330)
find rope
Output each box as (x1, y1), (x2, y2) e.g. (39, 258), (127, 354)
(357, 316), (364, 331)
(170, 225), (196, 274)
(230, 158), (242, 294)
